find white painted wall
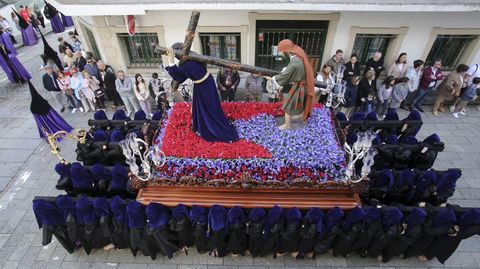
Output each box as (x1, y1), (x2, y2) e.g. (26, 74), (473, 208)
(79, 9), (480, 72)
(332, 11), (480, 65)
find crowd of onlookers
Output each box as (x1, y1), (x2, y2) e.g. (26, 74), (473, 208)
(318, 49), (480, 119)
(39, 31), (480, 121)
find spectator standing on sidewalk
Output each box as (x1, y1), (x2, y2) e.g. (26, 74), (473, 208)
(245, 73), (266, 102)
(42, 65), (66, 112)
(56, 71), (82, 113)
(115, 70), (140, 116)
(411, 59), (443, 112)
(388, 53), (408, 82)
(452, 77), (479, 119)
(402, 59), (424, 110)
(365, 51), (384, 80)
(432, 64), (469, 116)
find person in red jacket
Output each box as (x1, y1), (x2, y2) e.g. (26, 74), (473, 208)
(18, 6), (30, 23)
(411, 59), (443, 112)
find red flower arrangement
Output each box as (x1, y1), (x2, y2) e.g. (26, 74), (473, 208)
(160, 102), (283, 159)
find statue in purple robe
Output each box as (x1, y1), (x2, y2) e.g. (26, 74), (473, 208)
(165, 44), (239, 143)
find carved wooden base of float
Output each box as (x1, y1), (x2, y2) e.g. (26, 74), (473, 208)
(136, 185), (362, 209)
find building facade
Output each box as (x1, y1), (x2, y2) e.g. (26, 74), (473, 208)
(51, 0), (480, 77)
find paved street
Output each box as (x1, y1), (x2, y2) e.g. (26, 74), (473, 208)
(1, 31), (480, 269)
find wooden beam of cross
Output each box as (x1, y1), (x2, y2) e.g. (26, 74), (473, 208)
(155, 11), (327, 88)
(180, 10), (200, 61)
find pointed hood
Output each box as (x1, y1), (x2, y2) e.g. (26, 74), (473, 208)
(397, 169), (415, 187)
(304, 207), (324, 225)
(146, 203), (170, 228)
(111, 129), (126, 142)
(437, 169), (461, 191)
(29, 81), (51, 115)
(384, 110), (399, 121)
(248, 208), (266, 223)
(382, 207), (403, 228)
(264, 205), (283, 235)
(423, 133), (441, 144)
(284, 207), (302, 224)
(112, 110), (129, 120)
(458, 209), (480, 229)
(433, 208), (457, 228)
(55, 195), (76, 221)
(172, 204), (189, 221)
(335, 112), (347, 122)
(33, 199), (64, 228)
(404, 208), (427, 227)
(364, 111), (378, 121)
(126, 200), (147, 228)
(76, 196), (97, 225)
(12, 9), (29, 30)
(93, 197), (111, 218)
(44, 1), (59, 18)
(342, 206), (366, 229)
(190, 205), (207, 225)
(39, 31), (58, 60)
(208, 205), (227, 232)
(134, 110), (147, 120)
(110, 196), (128, 227)
(152, 111), (163, 121)
(94, 110), (108, 120)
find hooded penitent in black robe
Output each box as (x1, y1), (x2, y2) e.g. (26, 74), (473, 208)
(146, 203), (179, 259)
(313, 207), (344, 257)
(424, 206), (480, 264)
(332, 206), (366, 257)
(75, 196), (112, 254)
(32, 199), (76, 253)
(247, 208), (266, 257)
(260, 205), (284, 257)
(278, 207), (302, 255)
(403, 206), (456, 259)
(297, 207), (324, 259)
(350, 207), (382, 256)
(226, 206), (248, 255)
(110, 196), (131, 249)
(207, 205), (228, 257)
(429, 169), (461, 206)
(169, 204), (193, 254)
(365, 207), (403, 258)
(190, 205), (209, 254)
(126, 201), (159, 260)
(381, 207), (427, 262)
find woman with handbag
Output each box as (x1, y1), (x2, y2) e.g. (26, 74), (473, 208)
(134, 73), (153, 117)
(81, 71), (99, 111)
(56, 71), (83, 113)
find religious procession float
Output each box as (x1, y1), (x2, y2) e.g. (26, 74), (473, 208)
(31, 10), (479, 264)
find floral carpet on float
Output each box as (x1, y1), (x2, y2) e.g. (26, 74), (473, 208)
(154, 102), (346, 182)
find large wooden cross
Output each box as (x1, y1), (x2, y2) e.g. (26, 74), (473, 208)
(155, 11), (327, 88)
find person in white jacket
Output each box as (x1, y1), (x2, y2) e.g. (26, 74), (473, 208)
(115, 71), (140, 116)
(402, 59), (424, 111)
(133, 73), (153, 117)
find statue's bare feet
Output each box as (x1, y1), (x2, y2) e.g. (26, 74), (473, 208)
(278, 124), (290, 130)
(292, 114), (303, 120)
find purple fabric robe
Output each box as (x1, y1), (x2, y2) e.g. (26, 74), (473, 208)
(0, 32), (16, 55)
(61, 14), (74, 27)
(21, 24), (38, 46)
(166, 61), (239, 142)
(51, 15), (65, 33)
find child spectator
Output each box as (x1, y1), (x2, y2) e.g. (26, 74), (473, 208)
(156, 91), (171, 116)
(376, 75), (395, 119)
(341, 76), (360, 117)
(452, 77), (479, 119)
(389, 77), (410, 113)
(362, 90), (375, 113)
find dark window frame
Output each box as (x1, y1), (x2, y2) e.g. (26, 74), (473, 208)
(118, 33), (162, 68)
(351, 33), (395, 71)
(199, 32), (242, 63)
(425, 35), (475, 70)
